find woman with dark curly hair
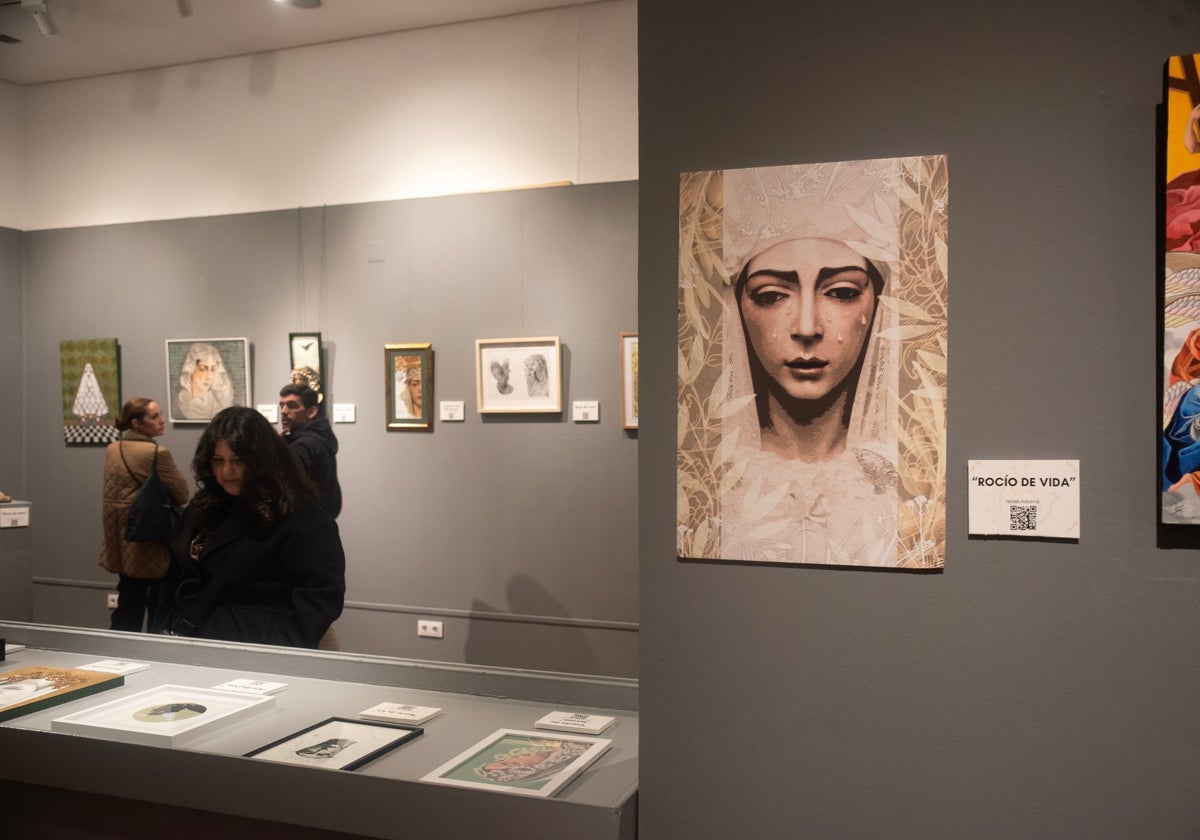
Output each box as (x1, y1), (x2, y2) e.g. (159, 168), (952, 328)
(153, 406), (344, 648)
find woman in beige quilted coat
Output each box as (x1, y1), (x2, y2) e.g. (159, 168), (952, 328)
(98, 398), (190, 631)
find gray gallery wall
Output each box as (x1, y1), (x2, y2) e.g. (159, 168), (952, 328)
(13, 181), (639, 678)
(639, 1), (1200, 838)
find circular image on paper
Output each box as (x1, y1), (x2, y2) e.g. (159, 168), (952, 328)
(133, 702), (207, 723)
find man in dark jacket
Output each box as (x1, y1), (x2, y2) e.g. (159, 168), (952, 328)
(278, 383), (342, 518)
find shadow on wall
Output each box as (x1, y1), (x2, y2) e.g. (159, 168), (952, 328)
(465, 575), (600, 675)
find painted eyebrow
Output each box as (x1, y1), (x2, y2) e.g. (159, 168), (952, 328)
(745, 266), (869, 285)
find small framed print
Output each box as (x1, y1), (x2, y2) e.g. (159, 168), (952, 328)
(51, 684), (274, 747)
(476, 336), (562, 414)
(165, 338), (251, 423)
(0, 665), (125, 723)
(385, 343), (433, 430)
(619, 332), (638, 429)
(289, 332), (323, 378)
(245, 717), (423, 771)
(421, 728), (611, 798)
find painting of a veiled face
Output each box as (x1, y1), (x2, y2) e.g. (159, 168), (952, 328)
(677, 156), (948, 568)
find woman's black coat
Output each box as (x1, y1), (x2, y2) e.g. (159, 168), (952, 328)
(154, 501), (345, 649)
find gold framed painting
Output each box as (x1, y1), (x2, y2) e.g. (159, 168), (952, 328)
(620, 332), (638, 430)
(385, 343), (432, 430)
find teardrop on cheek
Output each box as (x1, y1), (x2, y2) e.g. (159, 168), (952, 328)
(837, 333), (844, 343)
(860, 314), (867, 326)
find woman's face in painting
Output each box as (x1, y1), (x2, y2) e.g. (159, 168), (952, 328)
(739, 238), (877, 405)
(190, 356), (218, 397)
(407, 372), (422, 407)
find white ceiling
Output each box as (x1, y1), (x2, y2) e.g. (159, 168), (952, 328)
(0, 0), (594, 85)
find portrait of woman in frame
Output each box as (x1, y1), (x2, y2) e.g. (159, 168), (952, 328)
(677, 156), (948, 569)
(385, 343), (432, 430)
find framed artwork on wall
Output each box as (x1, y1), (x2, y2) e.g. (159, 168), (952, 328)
(51, 684), (274, 747)
(289, 332), (323, 380)
(385, 343), (432, 430)
(677, 156), (948, 569)
(165, 338), (251, 424)
(475, 336), (562, 414)
(620, 332), (638, 430)
(59, 338), (122, 445)
(1162, 52), (1200, 523)
(245, 717), (423, 771)
(421, 729), (611, 798)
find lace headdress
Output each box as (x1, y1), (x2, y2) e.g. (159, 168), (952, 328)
(720, 158), (901, 459)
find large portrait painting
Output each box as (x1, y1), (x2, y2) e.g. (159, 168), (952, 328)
(165, 338), (251, 424)
(1161, 53), (1200, 523)
(60, 338), (121, 445)
(677, 156), (948, 568)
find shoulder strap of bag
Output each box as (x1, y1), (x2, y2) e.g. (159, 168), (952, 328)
(118, 441), (160, 481)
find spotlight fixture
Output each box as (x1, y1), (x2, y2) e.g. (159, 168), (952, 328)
(275, 0), (321, 7)
(20, 0), (56, 36)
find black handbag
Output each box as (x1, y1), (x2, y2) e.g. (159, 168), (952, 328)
(121, 442), (182, 542)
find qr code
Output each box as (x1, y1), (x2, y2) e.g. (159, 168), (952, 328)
(1009, 504), (1038, 531)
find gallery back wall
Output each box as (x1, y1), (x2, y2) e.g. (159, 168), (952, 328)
(13, 180), (639, 678)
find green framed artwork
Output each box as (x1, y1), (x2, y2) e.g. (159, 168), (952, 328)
(60, 338), (121, 445)
(385, 343), (433, 430)
(421, 729), (611, 798)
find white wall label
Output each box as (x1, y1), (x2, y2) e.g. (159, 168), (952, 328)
(256, 404), (279, 423)
(968, 459), (1080, 539)
(332, 403), (356, 423)
(572, 400), (599, 422)
(440, 401), (464, 422)
(0, 507), (29, 528)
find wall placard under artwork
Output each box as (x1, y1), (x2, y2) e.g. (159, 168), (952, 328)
(967, 460), (1080, 539)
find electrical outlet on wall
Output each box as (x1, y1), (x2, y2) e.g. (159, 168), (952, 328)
(417, 620), (443, 639)
(106, 593), (118, 609)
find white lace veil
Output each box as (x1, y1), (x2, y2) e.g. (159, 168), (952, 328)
(720, 159), (901, 463)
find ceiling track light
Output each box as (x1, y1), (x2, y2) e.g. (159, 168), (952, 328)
(20, 0), (56, 36)
(275, 0), (322, 8)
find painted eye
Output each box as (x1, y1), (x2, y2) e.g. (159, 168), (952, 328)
(825, 286), (862, 301)
(749, 289), (788, 306)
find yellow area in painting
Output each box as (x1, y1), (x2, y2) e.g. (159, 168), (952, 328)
(1166, 54), (1200, 184)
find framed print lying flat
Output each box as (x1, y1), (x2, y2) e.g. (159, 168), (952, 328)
(165, 338), (252, 423)
(620, 332), (638, 429)
(0, 665), (124, 723)
(421, 729), (611, 798)
(385, 343), (433, 430)
(475, 337), (562, 414)
(51, 684), (274, 746)
(246, 717), (423, 771)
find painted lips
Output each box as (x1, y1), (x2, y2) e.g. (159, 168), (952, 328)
(785, 357), (827, 375)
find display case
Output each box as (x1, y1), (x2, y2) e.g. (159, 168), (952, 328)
(0, 621), (637, 840)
